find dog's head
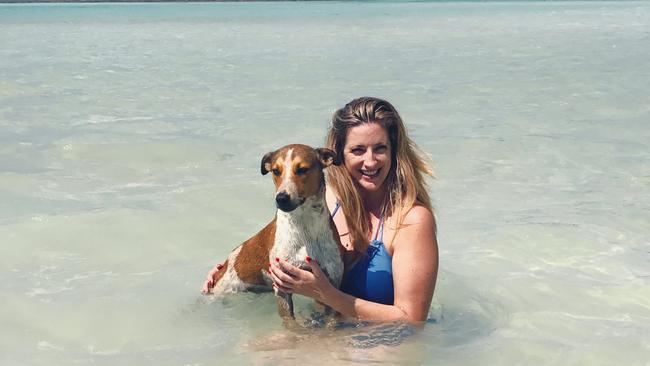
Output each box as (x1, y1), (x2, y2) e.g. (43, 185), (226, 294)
(260, 144), (340, 212)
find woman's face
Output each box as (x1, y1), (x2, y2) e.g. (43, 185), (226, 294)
(343, 123), (392, 195)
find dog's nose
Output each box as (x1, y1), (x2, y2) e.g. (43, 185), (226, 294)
(275, 192), (291, 208)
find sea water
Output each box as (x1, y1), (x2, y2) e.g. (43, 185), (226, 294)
(1, 1), (649, 365)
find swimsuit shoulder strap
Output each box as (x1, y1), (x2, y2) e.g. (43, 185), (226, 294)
(331, 201), (341, 217)
(373, 215), (385, 242)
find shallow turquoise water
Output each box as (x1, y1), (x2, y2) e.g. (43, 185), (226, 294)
(1, 1), (649, 365)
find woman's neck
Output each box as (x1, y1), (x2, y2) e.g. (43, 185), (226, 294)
(360, 186), (389, 218)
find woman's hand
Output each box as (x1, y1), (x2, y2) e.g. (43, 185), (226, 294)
(201, 262), (224, 294)
(268, 257), (334, 303)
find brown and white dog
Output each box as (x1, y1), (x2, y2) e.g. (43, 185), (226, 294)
(208, 144), (344, 320)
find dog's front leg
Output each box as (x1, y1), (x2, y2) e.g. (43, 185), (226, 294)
(275, 290), (295, 319)
(312, 267), (340, 328)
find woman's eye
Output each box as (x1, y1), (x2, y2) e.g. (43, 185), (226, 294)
(272, 169), (281, 176)
(375, 145), (387, 153)
(351, 148), (365, 155)
(296, 167), (309, 175)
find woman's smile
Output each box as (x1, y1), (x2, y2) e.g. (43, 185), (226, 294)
(360, 168), (381, 180)
(344, 123), (392, 194)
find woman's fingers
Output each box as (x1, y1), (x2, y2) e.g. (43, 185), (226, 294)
(272, 281), (293, 293)
(270, 258), (321, 292)
(207, 263), (224, 278)
(305, 256), (323, 277)
(269, 261), (296, 285)
(274, 258), (304, 278)
(201, 262), (224, 294)
(268, 258), (332, 301)
(268, 263), (295, 293)
(201, 279), (213, 294)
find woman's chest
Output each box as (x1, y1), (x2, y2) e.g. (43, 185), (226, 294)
(333, 212), (396, 257)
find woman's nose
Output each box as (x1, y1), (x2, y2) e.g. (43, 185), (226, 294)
(363, 149), (378, 165)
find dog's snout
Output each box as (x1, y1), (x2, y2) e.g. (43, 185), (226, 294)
(275, 192), (302, 212)
(275, 192), (291, 207)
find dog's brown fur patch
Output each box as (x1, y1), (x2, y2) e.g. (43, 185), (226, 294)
(233, 219), (277, 285)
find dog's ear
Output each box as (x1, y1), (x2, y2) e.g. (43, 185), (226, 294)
(316, 148), (340, 168)
(261, 150), (275, 175)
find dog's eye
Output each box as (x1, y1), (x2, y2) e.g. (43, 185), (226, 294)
(296, 167), (309, 175)
(272, 168), (281, 176)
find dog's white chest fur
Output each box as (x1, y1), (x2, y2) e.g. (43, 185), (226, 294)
(270, 195), (343, 288)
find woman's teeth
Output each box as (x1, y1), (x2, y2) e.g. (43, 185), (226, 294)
(361, 169), (379, 177)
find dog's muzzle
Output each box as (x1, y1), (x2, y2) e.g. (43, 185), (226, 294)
(275, 192), (303, 212)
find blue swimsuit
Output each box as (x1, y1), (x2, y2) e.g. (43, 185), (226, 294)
(332, 203), (394, 305)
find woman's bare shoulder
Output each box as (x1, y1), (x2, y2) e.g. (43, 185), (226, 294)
(386, 204), (436, 253)
(325, 185), (338, 211)
(401, 204), (436, 228)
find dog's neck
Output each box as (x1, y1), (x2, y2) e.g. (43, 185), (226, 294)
(275, 190), (331, 243)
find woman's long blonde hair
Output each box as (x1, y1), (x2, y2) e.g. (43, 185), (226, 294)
(326, 97), (435, 254)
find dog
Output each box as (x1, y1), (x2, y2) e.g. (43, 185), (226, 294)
(207, 144), (344, 321)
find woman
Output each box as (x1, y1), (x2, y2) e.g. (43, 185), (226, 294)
(203, 97), (438, 323)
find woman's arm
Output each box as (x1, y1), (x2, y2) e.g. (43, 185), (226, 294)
(390, 205), (438, 321)
(271, 258), (408, 321)
(269, 205), (438, 323)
